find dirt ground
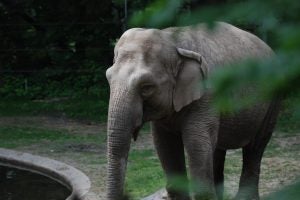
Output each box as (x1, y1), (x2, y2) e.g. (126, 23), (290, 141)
(1, 116), (299, 199)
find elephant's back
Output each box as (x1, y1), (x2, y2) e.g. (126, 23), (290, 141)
(172, 22), (274, 69)
(205, 22), (273, 67)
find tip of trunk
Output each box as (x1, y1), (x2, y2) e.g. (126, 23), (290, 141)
(132, 123), (143, 141)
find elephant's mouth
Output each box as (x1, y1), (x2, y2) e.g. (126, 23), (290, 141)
(132, 123), (143, 141)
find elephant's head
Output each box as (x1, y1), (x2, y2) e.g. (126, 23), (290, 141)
(106, 28), (208, 199)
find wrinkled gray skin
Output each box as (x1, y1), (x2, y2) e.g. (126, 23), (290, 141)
(106, 22), (281, 200)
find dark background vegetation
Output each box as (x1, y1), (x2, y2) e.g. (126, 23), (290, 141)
(0, 0), (299, 126)
(0, 0), (229, 121)
(0, 0), (230, 100)
(0, 0), (147, 120)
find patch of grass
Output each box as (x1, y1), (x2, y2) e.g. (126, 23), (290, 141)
(126, 149), (165, 199)
(224, 151), (242, 175)
(0, 97), (108, 122)
(264, 133), (300, 158)
(0, 126), (104, 148)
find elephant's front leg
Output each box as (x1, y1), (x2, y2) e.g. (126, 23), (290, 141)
(214, 149), (226, 200)
(152, 121), (190, 200)
(182, 121), (218, 200)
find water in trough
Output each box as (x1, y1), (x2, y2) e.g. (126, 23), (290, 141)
(0, 165), (71, 200)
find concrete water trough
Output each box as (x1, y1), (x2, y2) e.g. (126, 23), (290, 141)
(0, 148), (98, 200)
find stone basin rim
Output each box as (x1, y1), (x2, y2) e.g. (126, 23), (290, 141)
(0, 148), (98, 200)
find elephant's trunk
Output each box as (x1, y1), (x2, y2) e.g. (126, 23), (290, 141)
(106, 88), (142, 200)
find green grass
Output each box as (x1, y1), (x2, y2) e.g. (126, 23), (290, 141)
(0, 97), (108, 122)
(0, 126), (105, 148)
(126, 149), (165, 199)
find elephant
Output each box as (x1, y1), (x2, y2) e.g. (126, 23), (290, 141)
(105, 22), (281, 200)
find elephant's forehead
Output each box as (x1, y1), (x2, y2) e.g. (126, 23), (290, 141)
(116, 42), (165, 68)
(114, 54), (162, 76)
(118, 39), (164, 54)
(117, 29), (165, 52)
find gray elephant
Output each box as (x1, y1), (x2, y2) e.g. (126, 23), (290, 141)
(106, 22), (281, 200)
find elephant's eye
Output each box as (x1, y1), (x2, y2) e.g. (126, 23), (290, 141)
(140, 84), (155, 98)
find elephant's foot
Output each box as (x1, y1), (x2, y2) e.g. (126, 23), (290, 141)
(193, 193), (216, 200)
(165, 190), (191, 200)
(165, 196), (191, 200)
(234, 191), (259, 200)
(142, 189), (191, 200)
(234, 196), (259, 200)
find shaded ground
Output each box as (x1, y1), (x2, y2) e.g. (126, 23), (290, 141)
(0, 116), (299, 199)
(0, 116), (106, 135)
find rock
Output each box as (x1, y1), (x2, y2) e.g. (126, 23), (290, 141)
(142, 189), (167, 200)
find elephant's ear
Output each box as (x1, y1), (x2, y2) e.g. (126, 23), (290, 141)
(173, 48), (208, 112)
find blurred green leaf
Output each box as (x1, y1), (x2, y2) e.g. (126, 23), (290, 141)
(264, 181), (300, 200)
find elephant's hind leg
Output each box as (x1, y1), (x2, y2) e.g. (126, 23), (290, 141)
(152, 122), (190, 200)
(235, 144), (264, 200)
(236, 99), (281, 200)
(236, 129), (274, 199)
(214, 149), (226, 200)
